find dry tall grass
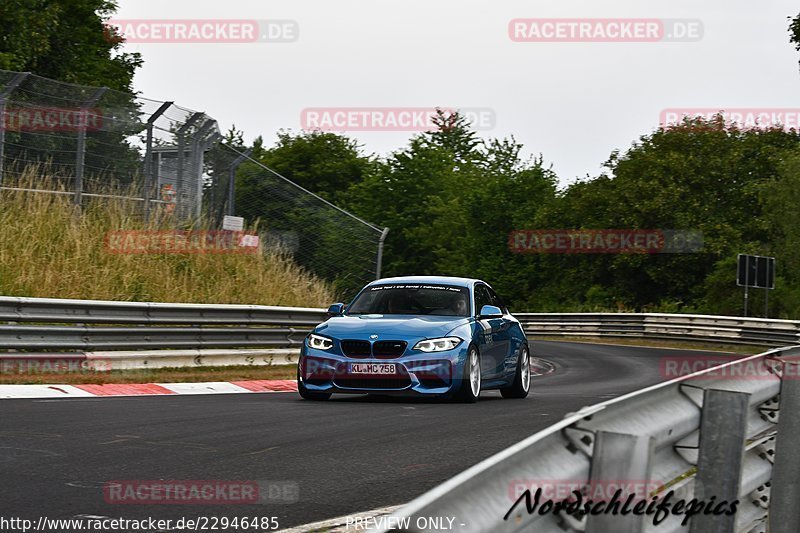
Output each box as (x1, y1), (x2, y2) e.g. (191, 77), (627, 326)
(0, 169), (334, 306)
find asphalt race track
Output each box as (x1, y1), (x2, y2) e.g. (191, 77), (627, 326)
(0, 341), (739, 530)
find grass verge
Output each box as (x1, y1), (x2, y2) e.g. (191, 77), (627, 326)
(0, 169), (333, 306)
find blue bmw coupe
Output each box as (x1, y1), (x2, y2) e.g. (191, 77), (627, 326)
(297, 276), (530, 402)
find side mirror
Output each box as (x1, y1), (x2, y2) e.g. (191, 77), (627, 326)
(478, 305), (503, 319)
(326, 303), (345, 317)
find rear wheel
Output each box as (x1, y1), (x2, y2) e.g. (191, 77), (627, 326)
(501, 345), (530, 399)
(453, 345), (481, 403)
(297, 366), (332, 401)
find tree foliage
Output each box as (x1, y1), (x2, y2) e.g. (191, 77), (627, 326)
(0, 0), (140, 91)
(238, 114), (800, 317)
(258, 131), (376, 205)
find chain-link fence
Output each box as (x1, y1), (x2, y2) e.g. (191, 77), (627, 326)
(0, 69), (221, 220)
(203, 143), (387, 296)
(0, 68), (386, 296)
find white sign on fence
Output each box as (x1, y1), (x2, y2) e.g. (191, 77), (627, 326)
(222, 215), (244, 231)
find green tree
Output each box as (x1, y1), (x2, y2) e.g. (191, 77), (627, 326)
(445, 139), (558, 308)
(257, 130), (375, 205)
(347, 111), (485, 277)
(534, 116), (800, 313)
(230, 130), (379, 296)
(347, 111), (558, 307)
(0, 0), (141, 91)
(758, 148), (800, 317)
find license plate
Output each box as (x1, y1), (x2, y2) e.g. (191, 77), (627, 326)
(349, 363), (396, 374)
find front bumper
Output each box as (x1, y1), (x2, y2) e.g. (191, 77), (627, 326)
(299, 346), (467, 395)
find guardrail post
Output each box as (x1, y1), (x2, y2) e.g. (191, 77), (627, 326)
(585, 431), (654, 533)
(690, 388), (750, 533)
(768, 360), (800, 533)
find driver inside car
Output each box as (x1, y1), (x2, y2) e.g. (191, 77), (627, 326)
(450, 297), (468, 316)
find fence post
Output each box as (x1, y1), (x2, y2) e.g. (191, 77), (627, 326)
(585, 431), (654, 533)
(74, 87), (108, 207)
(201, 132), (223, 221)
(143, 101), (172, 222)
(190, 120), (216, 220)
(175, 112), (204, 221)
(227, 148), (252, 217)
(0, 72), (29, 185)
(768, 359), (800, 533)
(375, 227), (390, 279)
(690, 388), (750, 533)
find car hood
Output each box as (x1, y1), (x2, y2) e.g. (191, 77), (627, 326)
(315, 314), (469, 340)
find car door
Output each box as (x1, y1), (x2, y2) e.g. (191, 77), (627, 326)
(486, 285), (515, 376)
(474, 283), (507, 379)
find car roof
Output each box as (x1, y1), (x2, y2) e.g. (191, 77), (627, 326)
(368, 276), (483, 289)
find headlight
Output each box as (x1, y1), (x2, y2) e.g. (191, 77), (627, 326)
(307, 334), (334, 350)
(413, 337), (462, 352)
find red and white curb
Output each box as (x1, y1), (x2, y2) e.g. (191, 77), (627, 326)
(0, 379), (298, 399)
(0, 357), (556, 399)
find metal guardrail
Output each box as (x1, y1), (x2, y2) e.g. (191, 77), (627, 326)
(2, 298), (800, 353)
(382, 346), (800, 533)
(1, 296), (800, 361)
(0, 295), (325, 351)
(516, 312), (800, 346)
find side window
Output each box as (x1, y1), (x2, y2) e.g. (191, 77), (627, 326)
(487, 287), (506, 314)
(474, 285), (493, 316)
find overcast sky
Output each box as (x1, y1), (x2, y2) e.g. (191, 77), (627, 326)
(115, 0), (800, 187)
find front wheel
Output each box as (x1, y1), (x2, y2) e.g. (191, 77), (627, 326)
(501, 345), (530, 399)
(453, 345), (481, 403)
(297, 366), (332, 401)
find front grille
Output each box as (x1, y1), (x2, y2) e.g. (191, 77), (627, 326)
(372, 340), (407, 358)
(340, 340), (371, 357)
(334, 374), (412, 390)
(336, 376), (411, 390)
(333, 364), (412, 390)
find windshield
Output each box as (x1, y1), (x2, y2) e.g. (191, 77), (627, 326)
(347, 284), (470, 317)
